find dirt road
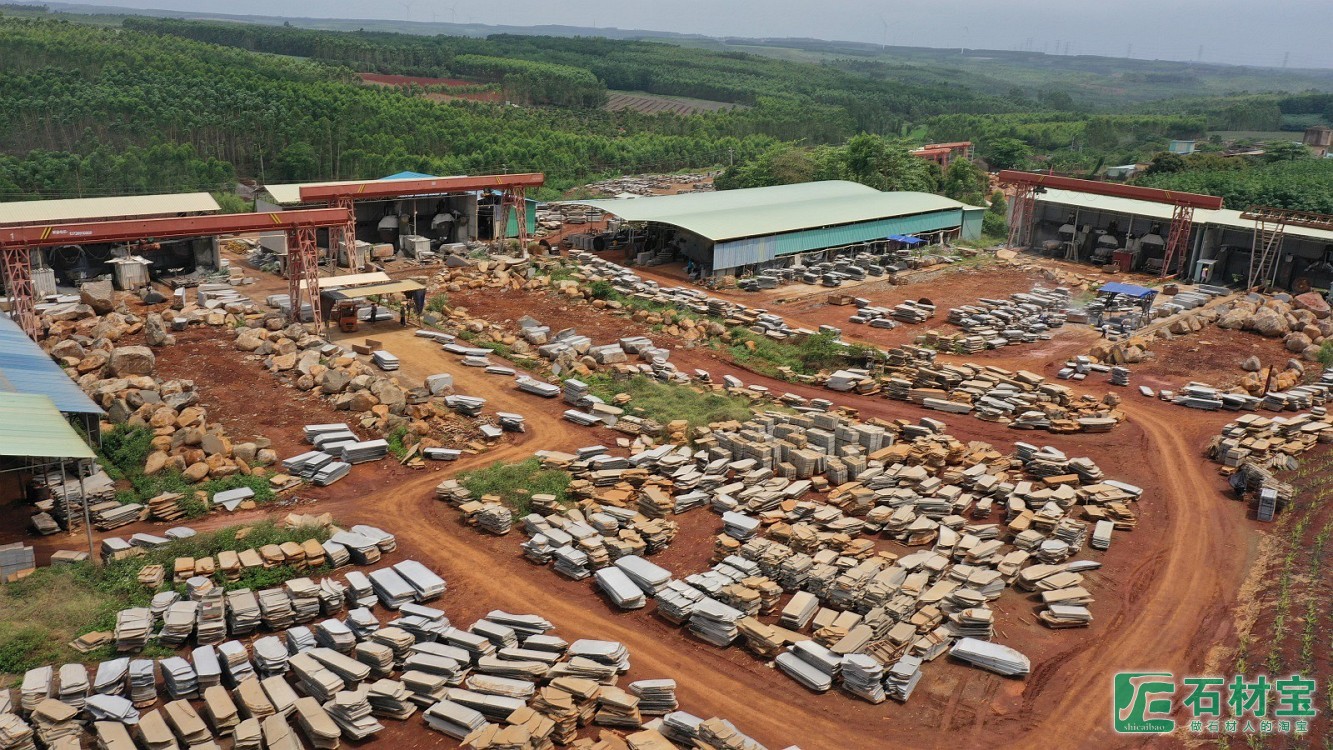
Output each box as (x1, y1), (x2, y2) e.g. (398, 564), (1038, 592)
(5, 269), (1260, 749)
(301, 323), (1255, 750)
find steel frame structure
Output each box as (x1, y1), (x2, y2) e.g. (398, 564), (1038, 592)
(996, 171), (1222, 277)
(1006, 183), (1037, 250)
(1240, 206), (1333, 290)
(1, 247), (37, 339)
(0, 208), (348, 339)
(297, 173), (545, 254)
(1160, 203), (1197, 278)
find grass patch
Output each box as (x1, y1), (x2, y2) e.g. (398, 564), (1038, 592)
(386, 425), (410, 460)
(725, 329), (873, 378)
(588, 280), (614, 300)
(602, 289), (701, 321)
(425, 293), (449, 314)
(98, 425), (275, 514)
(0, 521), (329, 673)
(585, 374), (754, 431)
(460, 457), (570, 516)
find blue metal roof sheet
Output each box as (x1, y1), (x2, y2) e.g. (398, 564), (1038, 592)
(1097, 281), (1156, 299)
(0, 315), (103, 416)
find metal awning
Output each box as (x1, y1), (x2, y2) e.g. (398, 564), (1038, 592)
(325, 280), (427, 298)
(299, 272), (393, 291)
(0, 393), (96, 459)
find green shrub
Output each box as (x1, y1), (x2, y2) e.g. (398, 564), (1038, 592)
(1318, 340), (1333, 368)
(386, 425), (410, 459)
(588, 280), (615, 300)
(99, 424), (155, 481)
(425, 293), (449, 314)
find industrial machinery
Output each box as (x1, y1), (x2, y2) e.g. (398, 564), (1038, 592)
(998, 171), (1222, 277)
(1, 208), (348, 338)
(1091, 233), (1120, 265)
(332, 299), (360, 333)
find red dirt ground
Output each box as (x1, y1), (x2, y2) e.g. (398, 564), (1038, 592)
(358, 73), (478, 87)
(357, 73), (503, 103)
(6, 254), (1306, 748)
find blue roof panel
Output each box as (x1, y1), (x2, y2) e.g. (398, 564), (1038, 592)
(0, 315), (103, 416)
(1098, 282), (1156, 299)
(380, 171), (436, 180)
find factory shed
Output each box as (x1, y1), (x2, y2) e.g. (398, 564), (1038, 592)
(259, 173), (537, 252)
(1030, 188), (1333, 289)
(566, 181), (982, 277)
(0, 394), (96, 462)
(0, 193), (223, 292)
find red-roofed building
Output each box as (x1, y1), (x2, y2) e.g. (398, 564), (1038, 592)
(910, 141), (974, 168)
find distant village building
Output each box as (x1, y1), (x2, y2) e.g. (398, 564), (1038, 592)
(1304, 125), (1332, 158)
(1167, 140), (1197, 155)
(910, 142), (974, 169)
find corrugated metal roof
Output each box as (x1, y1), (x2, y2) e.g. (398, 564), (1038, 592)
(0, 393), (95, 459)
(327, 280), (426, 298)
(0, 193), (220, 226)
(564, 182), (971, 243)
(263, 179), (372, 206)
(263, 172), (451, 205)
(0, 315), (103, 416)
(1038, 188), (1333, 244)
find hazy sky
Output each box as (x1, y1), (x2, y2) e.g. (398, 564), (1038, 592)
(57, 0), (1333, 69)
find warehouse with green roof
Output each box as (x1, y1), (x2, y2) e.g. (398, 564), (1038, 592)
(566, 181), (984, 278)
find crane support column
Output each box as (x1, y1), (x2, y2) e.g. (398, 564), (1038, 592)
(287, 227), (324, 334)
(502, 187), (529, 252)
(334, 196), (356, 272)
(1006, 184), (1036, 250)
(1, 247), (38, 339)
(1160, 204), (1196, 278)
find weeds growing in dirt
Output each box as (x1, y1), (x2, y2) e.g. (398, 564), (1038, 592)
(0, 521), (329, 673)
(460, 457), (570, 516)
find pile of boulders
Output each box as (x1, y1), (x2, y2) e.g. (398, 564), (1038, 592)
(43, 298), (277, 485)
(232, 316), (489, 455)
(1216, 292), (1333, 361)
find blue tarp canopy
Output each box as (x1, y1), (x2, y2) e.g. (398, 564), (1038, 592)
(1097, 281), (1157, 299)
(887, 234), (924, 245)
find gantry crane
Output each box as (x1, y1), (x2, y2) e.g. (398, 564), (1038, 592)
(0, 208), (349, 339)
(297, 173), (546, 264)
(997, 171), (1223, 278)
(1239, 206), (1333, 290)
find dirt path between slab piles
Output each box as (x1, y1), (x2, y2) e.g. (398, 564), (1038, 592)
(12, 306), (1256, 748)
(298, 325), (1254, 750)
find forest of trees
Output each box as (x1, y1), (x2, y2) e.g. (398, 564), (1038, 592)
(1137, 154), (1333, 214)
(0, 18), (784, 198)
(0, 13), (1328, 213)
(123, 18), (1019, 138)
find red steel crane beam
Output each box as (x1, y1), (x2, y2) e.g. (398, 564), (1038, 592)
(995, 171), (1223, 210)
(0, 208), (349, 249)
(296, 173), (545, 202)
(997, 171), (1223, 277)
(0, 208), (348, 338)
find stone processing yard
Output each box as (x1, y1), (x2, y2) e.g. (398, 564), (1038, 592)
(2, 247), (1326, 750)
